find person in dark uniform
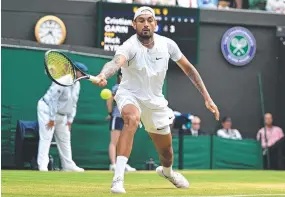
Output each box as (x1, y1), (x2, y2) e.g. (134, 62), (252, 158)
(106, 69), (136, 172)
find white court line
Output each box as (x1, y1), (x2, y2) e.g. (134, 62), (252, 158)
(139, 194), (285, 197)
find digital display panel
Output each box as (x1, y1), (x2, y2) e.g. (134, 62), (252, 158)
(96, 2), (199, 64)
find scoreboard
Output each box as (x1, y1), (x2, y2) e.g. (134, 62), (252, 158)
(96, 2), (199, 64)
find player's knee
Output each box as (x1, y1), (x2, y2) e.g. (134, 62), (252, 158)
(122, 113), (139, 129)
(126, 114), (140, 129)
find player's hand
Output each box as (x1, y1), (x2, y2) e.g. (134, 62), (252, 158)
(92, 73), (107, 87)
(46, 120), (55, 130)
(106, 115), (111, 120)
(67, 122), (72, 131)
(205, 99), (220, 121)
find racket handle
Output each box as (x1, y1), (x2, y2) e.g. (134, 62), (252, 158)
(89, 75), (100, 83)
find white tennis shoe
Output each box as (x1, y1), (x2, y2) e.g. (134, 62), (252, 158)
(125, 164), (136, 172)
(109, 164), (116, 171)
(156, 166), (190, 188)
(62, 166), (84, 172)
(111, 177), (126, 194)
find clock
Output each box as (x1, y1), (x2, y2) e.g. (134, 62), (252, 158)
(35, 15), (67, 45)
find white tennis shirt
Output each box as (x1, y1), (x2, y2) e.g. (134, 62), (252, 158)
(115, 33), (183, 109)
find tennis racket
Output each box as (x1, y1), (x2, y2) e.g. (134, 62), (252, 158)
(44, 50), (100, 86)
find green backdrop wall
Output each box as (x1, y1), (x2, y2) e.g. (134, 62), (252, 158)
(1, 47), (263, 170)
(172, 136), (263, 170)
(212, 136), (263, 169)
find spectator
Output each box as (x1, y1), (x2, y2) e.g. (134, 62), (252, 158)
(106, 0), (133, 3)
(157, 0), (176, 5)
(217, 116), (242, 140)
(218, 0), (242, 9)
(134, 0), (176, 5)
(133, 0), (157, 5)
(187, 116), (206, 136)
(177, 0), (198, 8)
(197, 0), (218, 8)
(256, 113), (284, 149)
(248, 0), (266, 10)
(266, 0), (285, 14)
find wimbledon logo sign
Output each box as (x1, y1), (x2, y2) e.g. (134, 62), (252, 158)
(221, 27), (256, 66)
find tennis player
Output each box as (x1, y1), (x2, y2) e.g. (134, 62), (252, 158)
(93, 6), (220, 193)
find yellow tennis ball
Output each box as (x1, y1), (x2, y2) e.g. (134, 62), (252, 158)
(100, 89), (112, 100)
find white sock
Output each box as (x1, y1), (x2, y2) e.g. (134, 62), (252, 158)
(163, 166), (173, 177)
(113, 156), (128, 180)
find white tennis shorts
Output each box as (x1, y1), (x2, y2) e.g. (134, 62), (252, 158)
(114, 89), (174, 135)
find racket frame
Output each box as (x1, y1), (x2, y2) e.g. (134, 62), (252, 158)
(44, 50), (94, 86)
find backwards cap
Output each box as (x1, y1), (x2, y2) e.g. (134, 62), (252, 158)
(74, 62), (88, 73)
(133, 6), (155, 20)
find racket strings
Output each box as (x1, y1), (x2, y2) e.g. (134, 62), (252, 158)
(46, 52), (74, 80)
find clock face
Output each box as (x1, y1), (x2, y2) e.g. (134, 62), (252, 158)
(38, 20), (64, 45)
(35, 16), (66, 45)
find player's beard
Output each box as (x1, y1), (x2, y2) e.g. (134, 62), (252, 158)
(137, 30), (153, 39)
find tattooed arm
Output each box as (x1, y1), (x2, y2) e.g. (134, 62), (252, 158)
(176, 56), (220, 120)
(100, 55), (127, 79)
(93, 55), (127, 87)
(176, 56), (210, 100)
